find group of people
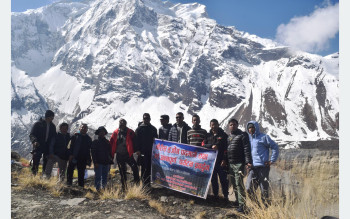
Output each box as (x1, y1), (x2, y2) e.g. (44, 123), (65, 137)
(29, 110), (279, 214)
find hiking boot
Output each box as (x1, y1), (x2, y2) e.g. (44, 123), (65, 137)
(235, 206), (248, 214)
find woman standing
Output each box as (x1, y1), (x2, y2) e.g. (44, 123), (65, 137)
(91, 126), (113, 191)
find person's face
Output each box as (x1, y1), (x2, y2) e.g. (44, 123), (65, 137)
(192, 116), (200, 127)
(46, 116), (54, 123)
(160, 119), (169, 126)
(80, 125), (88, 134)
(229, 121), (238, 132)
(98, 130), (106, 138)
(210, 122), (219, 133)
(176, 114), (184, 124)
(248, 126), (255, 135)
(60, 125), (68, 134)
(143, 116), (151, 125)
(119, 119), (127, 130)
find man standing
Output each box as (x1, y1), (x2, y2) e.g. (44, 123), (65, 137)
(225, 118), (252, 213)
(187, 114), (207, 146)
(110, 119), (140, 191)
(44, 122), (71, 181)
(158, 115), (172, 140)
(168, 112), (191, 144)
(245, 120), (279, 207)
(29, 110), (57, 175)
(66, 123), (92, 188)
(135, 113), (158, 188)
(203, 119), (229, 201)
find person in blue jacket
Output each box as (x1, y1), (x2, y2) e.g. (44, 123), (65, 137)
(245, 120), (279, 206)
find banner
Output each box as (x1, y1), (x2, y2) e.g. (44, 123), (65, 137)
(151, 139), (217, 199)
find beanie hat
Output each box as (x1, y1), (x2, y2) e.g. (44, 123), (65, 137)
(45, 110), (54, 118)
(95, 126), (108, 135)
(247, 123), (255, 129)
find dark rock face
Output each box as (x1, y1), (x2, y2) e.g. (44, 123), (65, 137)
(262, 87), (287, 127)
(302, 98), (318, 132)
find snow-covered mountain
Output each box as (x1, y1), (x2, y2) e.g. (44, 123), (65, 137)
(11, 0), (339, 157)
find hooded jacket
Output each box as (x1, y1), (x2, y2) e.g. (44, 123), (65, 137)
(110, 128), (137, 157)
(246, 121), (279, 167)
(168, 122), (191, 144)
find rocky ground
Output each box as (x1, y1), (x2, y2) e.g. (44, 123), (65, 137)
(11, 168), (240, 219)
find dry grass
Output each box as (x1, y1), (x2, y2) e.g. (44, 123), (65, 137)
(124, 184), (149, 200)
(194, 211), (206, 219)
(239, 159), (339, 219)
(98, 186), (122, 200)
(148, 199), (166, 215)
(85, 191), (95, 200)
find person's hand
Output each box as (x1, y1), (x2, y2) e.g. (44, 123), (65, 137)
(264, 161), (273, 167)
(135, 151), (141, 156)
(33, 142), (39, 148)
(212, 145), (217, 150)
(221, 160), (227, 167)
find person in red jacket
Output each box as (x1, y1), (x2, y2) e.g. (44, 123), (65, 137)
(110, 119), (140, 190)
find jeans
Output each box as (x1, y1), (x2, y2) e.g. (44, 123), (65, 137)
(246, 166), (270, 206)
(229, 163), (246, 208)
(211, 164), (229, 198)
(94, 164), (109, 190)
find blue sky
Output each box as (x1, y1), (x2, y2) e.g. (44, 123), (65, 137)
(11, 0), (339, 56)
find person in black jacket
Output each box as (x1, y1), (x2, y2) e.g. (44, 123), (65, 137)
(44, 122), (71, 181)
(168, 112), (191, 144)
(224, 118), (252, 214)
(135, 113), (158, 188)
(66, 123), (92, 188)
(203, 119), (229, 201)
(158, 115), (172, 140)
(91, 126), (113, 191)
(29, 110), (57, 175)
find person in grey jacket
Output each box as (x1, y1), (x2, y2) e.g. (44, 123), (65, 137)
(245, 120), (279, 207)
(44, 122), (70, 181)
(168, 112), (191, 144)
(158, 115), (172, 140)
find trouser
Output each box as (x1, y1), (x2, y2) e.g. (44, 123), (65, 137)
(229, 163), (246, 208)
(67, 160), (86, 187)
(211, 164), (229, 198)
(94, 164), (109, 190)
(44, 155), (67, 181)
(116, 153), (140, 190)
(140, 154), (151, 187)
(246, 166), (270, 206)
(31, 150), (48, 175)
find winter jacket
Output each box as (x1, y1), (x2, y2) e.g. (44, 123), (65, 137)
(110, 128), (137, 157)
(203, 128), (228, 165)
(168, 122), (191, 144)
(29, 118), (57, 154)
(246, 121), (279, 167)
(227, 128), (252, 164)
(49, 132), (71, 160)
(158, 124), (172, 140)
(91, 137), (113, 165)
(68, 133), (92, 165)
(135, 123), (158, 155)
(187, 125), (207, 146)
